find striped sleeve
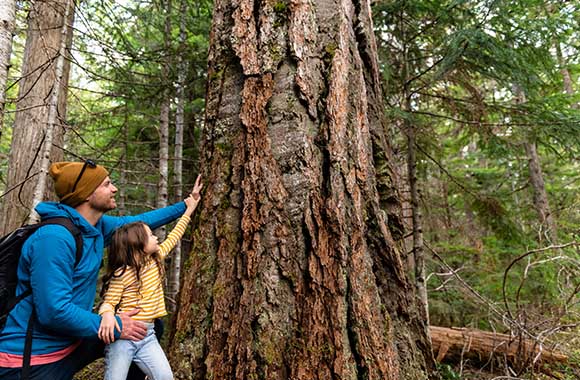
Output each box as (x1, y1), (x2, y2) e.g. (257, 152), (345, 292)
(99, 271), (126, 315)
(158, 215), (191, 259)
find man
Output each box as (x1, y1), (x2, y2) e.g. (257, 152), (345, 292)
(0, 161), (195, 379)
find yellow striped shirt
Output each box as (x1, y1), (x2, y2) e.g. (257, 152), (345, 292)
(98, 215), (190, 321)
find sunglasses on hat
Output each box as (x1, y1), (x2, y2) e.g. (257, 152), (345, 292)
(71, 159), (97, 193)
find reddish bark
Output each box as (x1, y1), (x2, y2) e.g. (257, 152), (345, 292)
(169, 1), (434, 378)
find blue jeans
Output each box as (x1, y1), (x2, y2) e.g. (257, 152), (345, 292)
(104, 323), (172, 380)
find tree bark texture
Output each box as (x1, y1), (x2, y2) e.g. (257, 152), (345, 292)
(169, 1), (434, 379)
(0, 0), (73, 234)
(0, 0), (16, 138)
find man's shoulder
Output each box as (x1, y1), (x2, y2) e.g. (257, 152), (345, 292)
(28, 223), (77, 245)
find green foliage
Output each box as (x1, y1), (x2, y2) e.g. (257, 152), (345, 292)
(437, 364), (460, 380)
(374, 3), (580, 374)
(60, 0), (213, 213)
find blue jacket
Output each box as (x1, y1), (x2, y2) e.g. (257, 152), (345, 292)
(0, 201), (186, 357)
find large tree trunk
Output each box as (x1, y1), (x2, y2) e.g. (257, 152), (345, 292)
(0, 0), (74, 234)
(0, 0), (16, 138)
(169, 0), (434, 379)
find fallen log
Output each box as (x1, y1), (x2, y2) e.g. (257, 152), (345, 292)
(430, 326), (568, 365)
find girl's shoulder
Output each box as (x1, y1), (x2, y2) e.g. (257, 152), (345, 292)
(113, 266), (134, 277)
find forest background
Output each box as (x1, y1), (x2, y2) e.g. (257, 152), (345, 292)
(0, 0), (579, 379)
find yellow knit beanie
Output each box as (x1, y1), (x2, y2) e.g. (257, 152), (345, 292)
(49, 161), (109, 207)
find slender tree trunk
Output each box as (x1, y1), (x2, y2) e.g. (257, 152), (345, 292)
(407, 125), (428, 325)
(557, 53), (574, 97)
(401, 14), (428, 324)
(544, 4), (574, 102)
(118, 110), (129, 214)
(524, 141), (557, 243)
(156, 0), (172, 239)
(0, 0), (74, 234)
(463, 141), (484, 253)
(0, 0), (16, 139)
(168, 1), (434, 379)
(441, 177), (451, 235)
(513, 86), (557, 244)
(553, 38), (577, 108)
(167, 0), (187, 312)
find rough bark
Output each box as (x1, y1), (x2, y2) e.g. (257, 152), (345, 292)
(0, 0), (74, 234)
(169, 1), (434, 379)
(0, 0), (16, 138)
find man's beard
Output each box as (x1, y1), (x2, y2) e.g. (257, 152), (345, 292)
(89, 197), (116, 213)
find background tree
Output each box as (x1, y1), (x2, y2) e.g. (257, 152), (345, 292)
(167, 0), (189, 311)
(374, 1), (579, 373)
(0, 0), (16, 138)
(0, 0), (76, 235)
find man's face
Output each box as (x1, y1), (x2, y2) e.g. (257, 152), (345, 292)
(87, 176), (118, 212)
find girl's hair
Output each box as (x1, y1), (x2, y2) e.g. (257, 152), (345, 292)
(100, 222), (165, 299)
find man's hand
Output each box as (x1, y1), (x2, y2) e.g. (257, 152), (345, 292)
(118, 308), (147, 341)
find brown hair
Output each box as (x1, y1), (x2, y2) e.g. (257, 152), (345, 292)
(100, 222), (165, 299)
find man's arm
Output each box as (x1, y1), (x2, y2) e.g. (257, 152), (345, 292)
(28, 228), (146, 341)
(100, 201), (186, 244)
(28, 227), (101, 338)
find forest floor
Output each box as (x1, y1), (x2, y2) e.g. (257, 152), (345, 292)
(74, 359), (576, 380)
(74, 358), (104, 380)
(441, 363), (579, 380)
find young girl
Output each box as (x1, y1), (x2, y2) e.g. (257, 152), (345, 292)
(98, 176), (202, 380)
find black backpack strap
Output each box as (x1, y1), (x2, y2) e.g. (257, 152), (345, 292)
(20, 218), (83, 379)
(40, 217), (84, 267)
(21, 309), (35, 380)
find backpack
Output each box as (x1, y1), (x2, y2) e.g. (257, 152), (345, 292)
(0, 217), (83, 332)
